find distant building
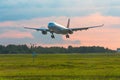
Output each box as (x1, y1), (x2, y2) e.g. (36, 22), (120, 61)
(117, 48), (120, 52)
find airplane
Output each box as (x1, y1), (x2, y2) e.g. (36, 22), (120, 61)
(24, 19), (104, 38)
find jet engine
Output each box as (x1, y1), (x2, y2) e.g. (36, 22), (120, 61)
(42, 31), (47, 35)
(68, 29), (73, 34)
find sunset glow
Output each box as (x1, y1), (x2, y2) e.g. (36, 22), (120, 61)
(0, 0), (120, 50)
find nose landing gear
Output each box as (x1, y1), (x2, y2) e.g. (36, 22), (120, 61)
(51, 32), (55, 39)
(51, 34), (55, 38)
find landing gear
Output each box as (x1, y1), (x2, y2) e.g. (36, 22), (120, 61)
(51, 35), (55, 38)
(51, 33), (55, 39)
(66, 34), (69, 38)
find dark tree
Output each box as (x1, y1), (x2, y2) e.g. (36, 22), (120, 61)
(0, 44), (115, 54)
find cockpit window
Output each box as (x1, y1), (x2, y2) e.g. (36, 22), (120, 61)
(48, 22), (56, 27)
(49, 23), (54, 25)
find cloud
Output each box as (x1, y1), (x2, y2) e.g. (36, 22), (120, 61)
(1, 13), (120, 28)
(0, 30), (80, 46)
(0, 30), (33, 39)
(0, 21), (17, 27)
(0, 0), (120, 22)
(31, 32), (80, 45)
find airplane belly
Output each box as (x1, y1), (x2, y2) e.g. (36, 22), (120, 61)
(55, 29), (68, 34)
(50, 28), (68, 34)
(48, 25), (68, 34)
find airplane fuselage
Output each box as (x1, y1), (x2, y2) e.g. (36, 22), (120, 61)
(48, 22), (70, 34)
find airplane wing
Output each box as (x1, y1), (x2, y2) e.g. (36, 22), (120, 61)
(71, 24), (104, 31)
(24, 27), (50, 32)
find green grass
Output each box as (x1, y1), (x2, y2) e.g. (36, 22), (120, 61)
(0, 53), (120, 80)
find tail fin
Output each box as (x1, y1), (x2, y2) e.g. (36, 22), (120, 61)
(67, 18), (70, 28)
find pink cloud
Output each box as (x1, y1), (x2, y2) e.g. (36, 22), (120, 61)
(69, 27), (120, 50)
(0, 21), (17, 27)
(0, 31), (33, 39)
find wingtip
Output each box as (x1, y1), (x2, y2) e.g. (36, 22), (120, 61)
(99, 24), (104, 27)
(23, 26), (26, 28)
(101, 24), (104, 26)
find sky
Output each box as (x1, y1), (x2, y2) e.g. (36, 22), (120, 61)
(0, 0), (120, 50)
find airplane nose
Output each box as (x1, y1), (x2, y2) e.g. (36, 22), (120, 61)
(48, 23), (55, 29)
(48, 25), (54, 29)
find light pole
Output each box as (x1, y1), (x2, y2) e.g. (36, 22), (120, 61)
(30, 43), (37, 63)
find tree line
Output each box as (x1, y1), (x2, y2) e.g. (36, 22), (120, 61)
(0, 44), (115, 54)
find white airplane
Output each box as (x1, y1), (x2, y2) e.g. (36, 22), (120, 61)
(24, 19), (103, 38)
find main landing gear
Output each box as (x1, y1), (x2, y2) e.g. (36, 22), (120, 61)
(51, 35), (55, 38)
(66, 34), (69, 38)
(50, 33), (70, 39)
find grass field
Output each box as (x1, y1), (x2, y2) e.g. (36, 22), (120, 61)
(0, 53), (120, 80)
